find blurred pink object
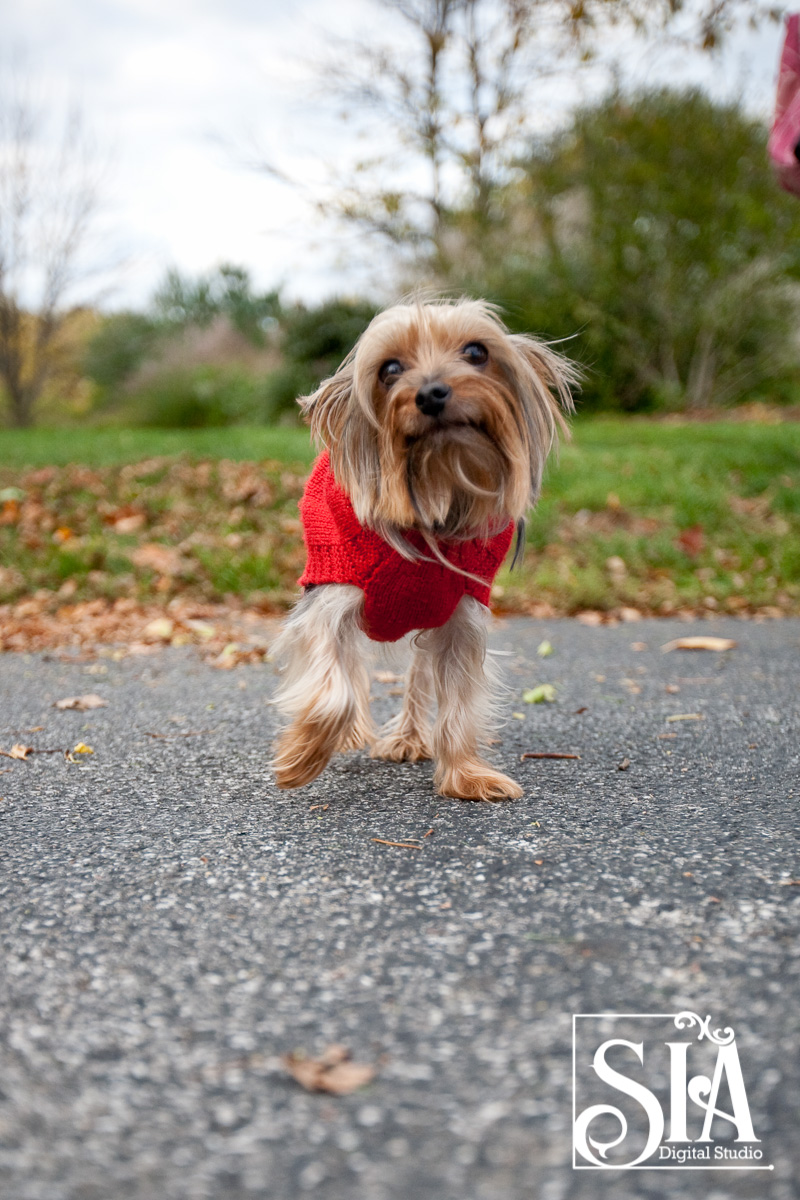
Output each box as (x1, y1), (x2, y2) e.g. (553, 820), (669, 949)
(770, 14), (800, 196)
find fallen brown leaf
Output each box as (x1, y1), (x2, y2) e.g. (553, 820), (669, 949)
(779, 879), (800, 887)
(661, 636), (736, 653)
(0, 743), (33, 760)
(618, 757), (631, 771)
(112, 513), (147, 534)
(143, 617), (175, 642)
(577, 611), (604, 626)
(666, 713), (704, 723)
(54, 694), (108, 711)
(283, 1045), (376, 1095)
(0, 591), (234, 666)
(209, 642), (269, 669)
(676, 524), (705, 557)
(131, 544), (184, 576)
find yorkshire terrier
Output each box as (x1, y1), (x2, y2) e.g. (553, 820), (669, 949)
(272, 298), (577, 801)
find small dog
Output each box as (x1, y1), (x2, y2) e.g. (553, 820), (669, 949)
(272, 298), (577, 801)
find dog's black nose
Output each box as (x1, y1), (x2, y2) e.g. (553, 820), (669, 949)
(415, 382), (451, 417)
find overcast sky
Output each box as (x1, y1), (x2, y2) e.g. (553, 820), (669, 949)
(2, 1), (788, 311)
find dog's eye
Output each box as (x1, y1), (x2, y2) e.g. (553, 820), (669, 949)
(462, 342), (488, 366)
(379, 359), (404, 384)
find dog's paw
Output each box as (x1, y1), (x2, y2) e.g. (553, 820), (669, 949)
(436, 758), (523, 802)
(273, 723), (333, 789)
(371, 728), (432, 763)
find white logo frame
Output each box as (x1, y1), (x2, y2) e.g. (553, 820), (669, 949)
(572, 1012), (774, 1171)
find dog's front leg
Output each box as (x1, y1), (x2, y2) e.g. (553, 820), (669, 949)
(425, 596), (523, 801)
(272, 585), (372, 789)
(371, 643), (433, 762)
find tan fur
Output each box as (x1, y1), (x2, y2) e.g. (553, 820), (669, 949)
(422, 595), (522, 801)
(273, 299), (578, 802)
(272, 586), (373, 788)
(371, 646), (434, 763)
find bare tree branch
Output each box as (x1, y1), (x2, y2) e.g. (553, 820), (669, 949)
(0, 78), (103, 426)
(289, 0), (784, 275)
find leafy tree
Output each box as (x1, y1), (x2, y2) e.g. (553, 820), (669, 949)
(311, 0), (782, 274)
(151, 263), (281, 343)
(472, 88), (800, 411)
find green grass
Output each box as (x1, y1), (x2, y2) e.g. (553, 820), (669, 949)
(1, 418), (798, 615)
(0, 426), (315, 468)
(496, 418), (800, 615)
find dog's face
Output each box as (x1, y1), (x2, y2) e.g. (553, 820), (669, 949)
(301, 300), (577, 539)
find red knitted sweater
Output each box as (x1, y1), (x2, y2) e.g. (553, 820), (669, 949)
(297, 451), (514, 642)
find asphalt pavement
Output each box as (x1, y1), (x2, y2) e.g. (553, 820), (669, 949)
(0, 616), (798, 1200)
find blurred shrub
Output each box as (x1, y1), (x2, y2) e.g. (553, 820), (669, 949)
(126, 365), (279, 428)
(455, 88), (800, 411)
(82, 274), (378, 426)
(259, 362), (317, 421)
(280, 297), (378, 379)
(83, 266), (283, 420)
(257, 299), (377, 422)
(81, 312), (161, 395)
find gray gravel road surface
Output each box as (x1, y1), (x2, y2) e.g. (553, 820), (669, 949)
(0, 617), (798, 1200)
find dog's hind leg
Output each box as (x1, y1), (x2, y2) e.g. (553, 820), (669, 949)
(272, 585), (372, 789)
(425, 595), (522, 801)
(371, 642), (434, 762)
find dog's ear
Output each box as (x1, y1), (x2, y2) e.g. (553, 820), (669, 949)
(502, 334), (580, 506)
(299, 362), (355, 448)
(300, 361), (382, 524)
(507, 335), (579, 421)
